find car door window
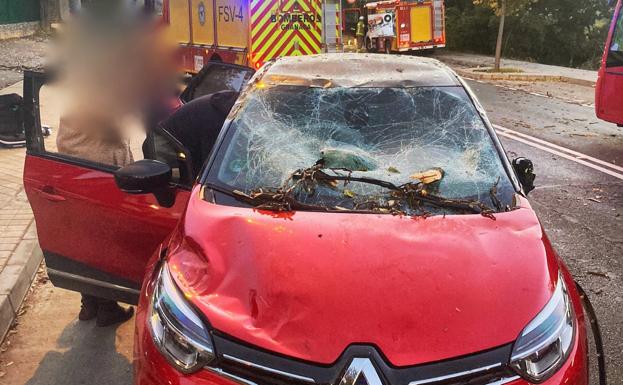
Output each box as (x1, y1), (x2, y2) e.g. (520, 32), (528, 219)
(143, 126), (194, 187)
(180, 62), (255, 103)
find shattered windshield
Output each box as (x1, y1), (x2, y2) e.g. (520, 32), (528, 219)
(207, 85), (515, 216)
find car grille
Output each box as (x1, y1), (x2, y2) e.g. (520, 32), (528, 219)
(206, 333), (520, 385)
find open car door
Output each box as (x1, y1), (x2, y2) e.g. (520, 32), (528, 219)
(596, 0), (623, 126)
(22, 62), (254, 304)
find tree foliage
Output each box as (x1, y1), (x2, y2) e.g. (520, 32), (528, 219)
(473, 0), (534, 16)
(446, 0), (615, 69)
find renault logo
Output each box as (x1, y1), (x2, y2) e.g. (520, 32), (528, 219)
(338, 358), (384, 385)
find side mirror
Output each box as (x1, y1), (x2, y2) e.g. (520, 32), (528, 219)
(512, 157), (536, 194)
(114, 160), (175, 207)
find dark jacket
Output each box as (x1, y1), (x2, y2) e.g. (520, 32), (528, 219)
(161, 91), (239, 177)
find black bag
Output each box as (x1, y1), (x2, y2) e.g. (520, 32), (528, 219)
(0, 93), (26, 147)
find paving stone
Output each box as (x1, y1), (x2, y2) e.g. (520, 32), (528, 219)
(0, 237), (21, 244)
(0, 231), (25, 238)
(0, 243), (16, 251)
(2, 225), (29, 232)
(6, 219), (31, 226)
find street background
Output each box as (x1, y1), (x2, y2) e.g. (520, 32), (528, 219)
(0, 34), (621, 384)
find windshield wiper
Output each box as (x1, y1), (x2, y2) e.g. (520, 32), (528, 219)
(292, 166), (497, 218)
(208, 165), (497, 219)
(204, 183), (329, 212)
(232, 189), (336, 212)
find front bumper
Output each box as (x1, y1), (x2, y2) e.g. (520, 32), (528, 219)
(133, 265), (588, 385)
(134, 307), (588, 385)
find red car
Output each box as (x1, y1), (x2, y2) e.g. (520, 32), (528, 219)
(22, 55), (589, 385)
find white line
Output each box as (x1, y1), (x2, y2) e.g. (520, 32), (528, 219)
(494, 129), (623, 181)
(493, 124), (623, 173)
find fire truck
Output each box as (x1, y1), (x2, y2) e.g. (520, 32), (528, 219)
(363, 0), (445, 54)
(160, 0), (342, 73)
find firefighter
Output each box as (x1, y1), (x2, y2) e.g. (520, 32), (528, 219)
(356, 16), (366, 52)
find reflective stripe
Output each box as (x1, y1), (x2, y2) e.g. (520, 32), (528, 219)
(251, 0), (322, 64)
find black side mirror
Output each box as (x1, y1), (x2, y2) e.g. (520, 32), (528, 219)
(512, 157), (536, 194)
(114, 159), (175, 207)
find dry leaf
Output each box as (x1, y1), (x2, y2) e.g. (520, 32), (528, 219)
(410, 168), (444, 184)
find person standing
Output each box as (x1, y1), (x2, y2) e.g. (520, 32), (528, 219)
(54, 1), (175, 327)
(356, 16), (366, 52)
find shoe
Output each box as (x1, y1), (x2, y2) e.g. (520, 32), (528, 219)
(78, 295), (98, 321)
(96, 301), (135, 327)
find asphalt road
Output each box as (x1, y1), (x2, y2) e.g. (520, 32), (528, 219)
(0, 80), (621, 385)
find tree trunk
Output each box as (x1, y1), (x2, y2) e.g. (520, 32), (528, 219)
(494, 0), (506, 71)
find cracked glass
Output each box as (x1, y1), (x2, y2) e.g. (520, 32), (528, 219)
(208, 85), (515, 215)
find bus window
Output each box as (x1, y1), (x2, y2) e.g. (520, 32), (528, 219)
(607, 7), (623, 68)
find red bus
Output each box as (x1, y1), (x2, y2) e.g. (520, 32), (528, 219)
(596, 0), (623, 126)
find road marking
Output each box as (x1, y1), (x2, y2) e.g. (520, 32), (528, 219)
(493, 124), (623, 181)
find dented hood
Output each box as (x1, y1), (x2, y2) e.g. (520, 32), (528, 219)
(169, 192), (559, 367)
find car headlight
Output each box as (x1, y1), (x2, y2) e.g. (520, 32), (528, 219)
(149, 262), (215, 373)
(510, 274), (575, 383)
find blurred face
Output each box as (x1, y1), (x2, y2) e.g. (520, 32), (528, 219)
(56, 8), (176, 122)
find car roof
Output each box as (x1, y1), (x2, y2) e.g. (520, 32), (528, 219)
(261, 53), (461, 88)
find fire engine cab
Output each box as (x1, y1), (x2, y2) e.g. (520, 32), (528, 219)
(364, 0), (445, 54)
(159, 0), (342, 73)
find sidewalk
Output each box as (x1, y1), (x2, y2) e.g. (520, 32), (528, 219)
(0, 81), (43, 343)
(432, 51), (598, 87)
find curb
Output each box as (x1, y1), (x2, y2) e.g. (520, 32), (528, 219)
(453, 68), (596, 87)
(0, 223), (43, 343)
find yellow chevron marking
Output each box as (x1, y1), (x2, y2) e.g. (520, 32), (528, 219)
(251, 1), (278, 37)
(262, 28), (295, 62)
(252, 0), (323, 60)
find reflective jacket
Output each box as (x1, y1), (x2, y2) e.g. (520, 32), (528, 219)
(356, 20), (365, 36)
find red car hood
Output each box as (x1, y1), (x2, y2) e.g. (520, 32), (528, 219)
(169, 192), (559, 366)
